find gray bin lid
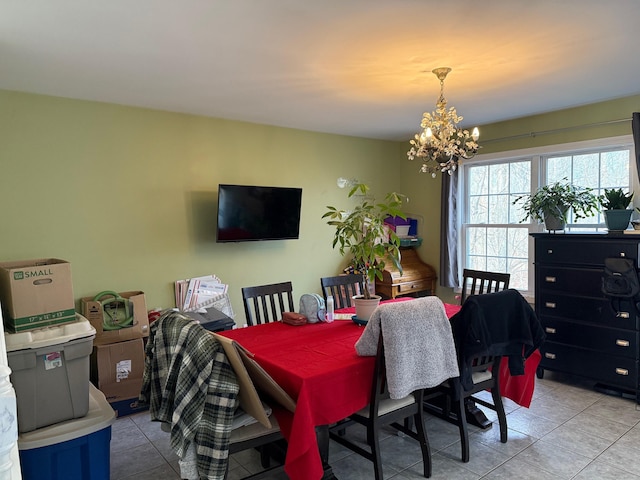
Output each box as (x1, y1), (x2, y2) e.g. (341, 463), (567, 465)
(6, 314), (96, 353)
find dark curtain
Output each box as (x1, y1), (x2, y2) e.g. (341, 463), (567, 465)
(439, 168), (459, 288)
(633, 112), (640, 179)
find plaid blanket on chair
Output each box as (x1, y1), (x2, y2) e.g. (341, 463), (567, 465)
(139, 310), (239, 479)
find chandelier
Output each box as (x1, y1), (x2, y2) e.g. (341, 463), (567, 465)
(407, 67), (480, 177)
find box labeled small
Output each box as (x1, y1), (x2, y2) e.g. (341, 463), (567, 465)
(0, 258), (75, 332)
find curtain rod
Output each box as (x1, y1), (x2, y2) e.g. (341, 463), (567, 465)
(481, 118), (631, 144)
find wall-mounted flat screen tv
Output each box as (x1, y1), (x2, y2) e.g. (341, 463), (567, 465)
(216, 184), (303, 242)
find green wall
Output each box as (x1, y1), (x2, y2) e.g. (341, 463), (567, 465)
(0, 90), (403, 324)
(2, 89), (638, 321)
(478, 95), (640, 153)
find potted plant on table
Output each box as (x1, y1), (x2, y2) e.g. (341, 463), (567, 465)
(322, 183), (406, 320)
(600, 188), (634, 231)
(512, 180), (599, 231)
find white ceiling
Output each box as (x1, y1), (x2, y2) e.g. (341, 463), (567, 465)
(2, 0), (640, 141)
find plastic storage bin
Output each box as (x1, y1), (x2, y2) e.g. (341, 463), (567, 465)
(5, 314), (96, 432)
(18, 384), (115, 480)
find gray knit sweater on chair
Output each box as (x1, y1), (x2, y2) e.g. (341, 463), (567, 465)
(355, 297), (459, 399)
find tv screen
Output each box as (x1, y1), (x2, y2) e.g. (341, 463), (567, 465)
(216, 184), (303, 242)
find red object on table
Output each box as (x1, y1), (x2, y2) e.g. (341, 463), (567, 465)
(220, 321), (374, 480)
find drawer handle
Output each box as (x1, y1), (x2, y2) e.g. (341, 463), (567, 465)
(544, 352), (556, 360)
(545, 302), (556, 309)
(615, 368), (629, 376)
(620, 253), (626, 257)
(545, 327), (556, 334)
(616, 339), (630, 347)
(547, 249), (553, 254)
(617, 311), (630, 319)
(545, 276), (556, 283)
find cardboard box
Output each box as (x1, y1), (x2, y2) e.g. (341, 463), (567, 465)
(90, 338), (145, 416)
(81, 291), (149, 346)
(0, 258), (75, 332)
(108, 397), (148, 418)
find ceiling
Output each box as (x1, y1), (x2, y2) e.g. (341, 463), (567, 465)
(2, 0), (640, 141)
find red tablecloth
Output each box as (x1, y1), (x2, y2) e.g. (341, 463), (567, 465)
(220, 321), (374, 480)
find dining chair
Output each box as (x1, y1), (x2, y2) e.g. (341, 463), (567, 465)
(218, 334), (296, 479)
(144, 310), (297, 479)
(329, 297), (460, 480)
(425, 288), (542, 464)
(329, 333), (432, 480)
(460, 268), (511, 304)
(456, 268), (510, 440)
(320, 274), (364, 309)
(241, 281), (295, 326)
(141, 310), (290, 479)
(424, 351), (505, 463)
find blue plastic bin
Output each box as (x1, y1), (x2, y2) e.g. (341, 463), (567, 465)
(18, 384), (115, 480)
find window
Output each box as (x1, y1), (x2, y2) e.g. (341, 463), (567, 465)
(460, 136), (635, 296)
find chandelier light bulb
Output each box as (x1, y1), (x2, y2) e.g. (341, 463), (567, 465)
(472, 127), (480, 142)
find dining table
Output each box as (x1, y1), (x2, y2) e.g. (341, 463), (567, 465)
(219, 298), (541, 480)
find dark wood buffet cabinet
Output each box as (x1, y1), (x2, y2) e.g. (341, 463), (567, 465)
(532, 233), (640, 403)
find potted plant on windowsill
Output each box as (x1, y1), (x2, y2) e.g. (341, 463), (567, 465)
(512, 180), (599, 231)
(600, 188), (634, 231)
(322, 183), (406, 320)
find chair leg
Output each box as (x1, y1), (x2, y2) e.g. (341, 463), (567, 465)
(491, 388), (508, 443)
(454, 395), (470, 463)
(259, 446), (271, 468)
(370, 422), (384, 480)
(413, 410), (432, 478)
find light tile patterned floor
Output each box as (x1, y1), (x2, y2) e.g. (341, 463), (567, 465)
(110, 371), (640, 479)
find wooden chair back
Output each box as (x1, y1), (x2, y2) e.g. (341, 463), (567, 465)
(241, 281), (295, 326)
(460, 269), (510, 304)
(320, 274), (364, 309)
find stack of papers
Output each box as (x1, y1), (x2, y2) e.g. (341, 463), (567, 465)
(232, 403), (273, 429)
(175, 274), (233, 318)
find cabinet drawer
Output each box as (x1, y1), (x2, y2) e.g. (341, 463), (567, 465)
(395, 280), (432, 294)
(541, 342), (638, 389)
(537, 266), (604, 297)
(541, 318), (639, 358)
(536, 238), (640, 267)
(536, 293), (639, 330)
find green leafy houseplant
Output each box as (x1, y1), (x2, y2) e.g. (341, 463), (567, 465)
(513, 180), (599, 230)
(599, 188), (633, 210)
(600, 188), (634, 231)
(322, 183), (406, 299)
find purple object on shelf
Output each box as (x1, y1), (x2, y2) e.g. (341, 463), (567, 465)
(384, 215), (410, 227)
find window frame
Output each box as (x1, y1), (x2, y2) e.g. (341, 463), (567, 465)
(458, 134), (636, 299)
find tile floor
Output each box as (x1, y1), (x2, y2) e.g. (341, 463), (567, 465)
(110, 371), (640, 479)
